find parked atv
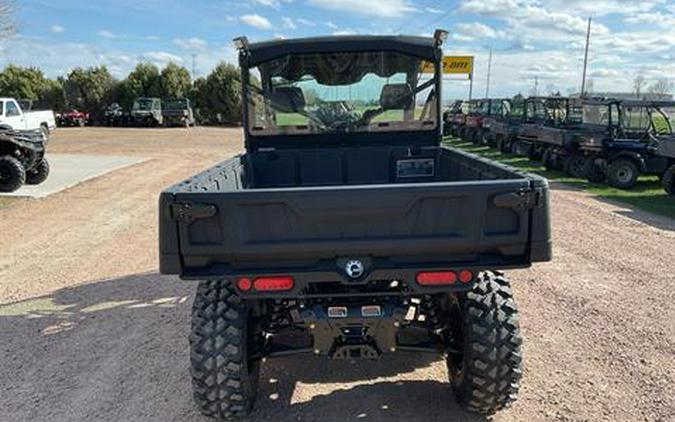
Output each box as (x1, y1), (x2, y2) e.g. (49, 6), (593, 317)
(103, 103), (128, 127)
(57, 110), (89, 127)
(0, 128), (50, 192)
(131, 97), (163, 127)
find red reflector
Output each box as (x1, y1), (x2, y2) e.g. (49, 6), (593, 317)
(237, 277), (252, 291)
(253, 276), (294, 291)
(459, 270), (473, 283)
(416, 271), (457, 285)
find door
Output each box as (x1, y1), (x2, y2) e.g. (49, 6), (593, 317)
(3, 100), (26, 129)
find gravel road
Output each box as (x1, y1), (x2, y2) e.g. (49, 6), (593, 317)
(0, 128), (673, 422)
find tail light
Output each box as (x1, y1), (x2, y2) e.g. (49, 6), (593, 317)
(417, 271), (457, 285)
(253, 276), (294, 291)
(458, 270), (473, 283)
(236, 277), (252, 291)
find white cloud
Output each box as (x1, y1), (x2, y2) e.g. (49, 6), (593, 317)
(425, 7), (444, 14)
(282, 17), (297, 29)
(308, 0), (415, 18)
(96, 30), (124, 39)
(624, 12), (675, 28)
(50, 25), (65, 34)
(240, 14), (273, 30)
(253, 0), (293, 9)
(326, 21), (338, 29)
(297, 18), (317, 27)
(454, 22), (507, 40)
(173, 37), (207, 51)
(142, 51), (183, 64)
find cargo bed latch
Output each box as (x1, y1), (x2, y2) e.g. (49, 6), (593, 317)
(169, 202), (217, 223)
(494, 188), (543, 210)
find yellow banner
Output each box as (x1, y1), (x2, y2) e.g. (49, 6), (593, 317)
(421, 56), (474, 75)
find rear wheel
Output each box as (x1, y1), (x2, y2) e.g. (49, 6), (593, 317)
(190, 281), (260, 421)
(563, 154), (586, 178)
(26, 158), (50, 185)
(662, 165), (675, 195)
(542, 149), (555, 170)
(583, 157), (604, 183)
(606, 158), (639, 189)
(447, 271), (523, 415)
(0, 155), (26, 192)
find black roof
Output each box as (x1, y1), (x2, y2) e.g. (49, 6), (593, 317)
(244, 35), (440, 66)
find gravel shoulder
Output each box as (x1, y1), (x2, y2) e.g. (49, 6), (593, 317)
(0, 128), (673, 422)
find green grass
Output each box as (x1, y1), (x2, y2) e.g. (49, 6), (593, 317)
(445, 138), (675, 219)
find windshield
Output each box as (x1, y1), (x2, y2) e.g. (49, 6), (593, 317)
(651, 105), (674, 135)
(133, 99), (154, 111)
(247, 51), (438, 136)
(165, 100), (188, 109)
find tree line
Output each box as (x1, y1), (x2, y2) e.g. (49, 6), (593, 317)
(0, 62), (242, 124)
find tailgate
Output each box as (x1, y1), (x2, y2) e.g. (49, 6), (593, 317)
(161, 179), (550, 276)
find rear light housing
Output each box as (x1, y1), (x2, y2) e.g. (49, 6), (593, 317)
(252, 276), (294, 292)
(416, 270), (474, 286)
(417, 271), (457, 285)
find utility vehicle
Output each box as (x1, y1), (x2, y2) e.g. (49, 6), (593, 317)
(442, 100), (466, 137)
(162, 98), (196, 127)
(131, 97), (163, 127)
(463, 99), (505, 145)
(556, 99), (675, 189)
(482, 96), (526, 151)
(513, 97), (583, 164)
(159, 32), (552, 420)
(104, 103), (128, 126)
(0, 128), (50, 192)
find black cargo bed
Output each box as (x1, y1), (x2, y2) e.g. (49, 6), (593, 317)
(160, 145), (551, 278)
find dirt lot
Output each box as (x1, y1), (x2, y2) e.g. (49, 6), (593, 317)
(1, 127), (673, 422)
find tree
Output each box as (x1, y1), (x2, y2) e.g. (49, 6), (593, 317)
(633, 74), (646, 99)
(123, 62), (162, 104)
(196, 62), (242, 124)
(0, 65), (65, 110)
(63, 66), (116, 120)
(647, 78), (673, 97)
(160, 62), (191, 99)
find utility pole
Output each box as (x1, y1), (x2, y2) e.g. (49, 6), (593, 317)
(191, 53), (197, 81)
(485, 48), (493, 99)
(534, 76), (539, 96)
(580, 16), (592, 97)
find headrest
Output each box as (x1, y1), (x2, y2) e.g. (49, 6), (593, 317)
(380, 83), (413, 110)
(271, 87), (306, 113)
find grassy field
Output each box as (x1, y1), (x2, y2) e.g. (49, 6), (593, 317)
(446, 138), (675, 219)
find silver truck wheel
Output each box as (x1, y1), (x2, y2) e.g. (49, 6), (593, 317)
(447, 271), (523, 415)
(190, 281), (260, 420)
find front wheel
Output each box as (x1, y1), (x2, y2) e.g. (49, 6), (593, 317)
(190, 281), (260, 421)
(0, 155), (26, 192)
(26, 158), (50, 185)
(662, 164), (675, 195)
(447, 271), (523, 415)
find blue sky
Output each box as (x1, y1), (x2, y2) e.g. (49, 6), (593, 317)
(3, 0), (674, 98)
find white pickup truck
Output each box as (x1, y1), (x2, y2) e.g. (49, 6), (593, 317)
(0, 98), (56, 136)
